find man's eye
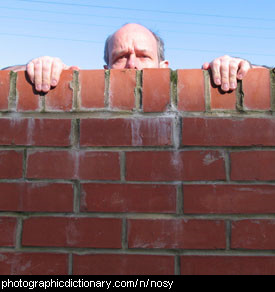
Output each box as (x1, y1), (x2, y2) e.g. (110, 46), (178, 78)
(139, 55), (150, 59)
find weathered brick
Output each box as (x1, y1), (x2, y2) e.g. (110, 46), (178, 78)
(73, 254), (175, 275)
(0, 150), (23, 179)
(79, 70), (105, 109)
(27, 150), (120, 180)
(177, 69), (205, 111)
(0, 71), (10, 110)
(22, 217), (122, 248)
(231, 151), (275, 181)
(210, 80), (236, 110)
(0, 253), (68, 275)
(80, 117), (172, 146)
(0, 183), (74, 212)
(184, 184), (275, 214)
(0, 119), (71, 146)
(126, 151), (226, 181)
(26, 150), (76, 179)
(128, 219), (226, 249)
(182, 117), (275, 146)
(78, 151), (120, 180)
(80, 183), (177, 213)
(109, 69), (136, 110)
(0, 217), (17, 247)
(181, 256), (275, 275)
(231, 220), (275, 250)
(142, 68), (170, 112)
(243, 68), (271, 110)
(17, 71), (41, 111)
(45, 70), (73, 111)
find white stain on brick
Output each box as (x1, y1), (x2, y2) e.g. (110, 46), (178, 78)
(203, 152), (220, 166)
(27, 118), (35, 145)
(131, 119), (143, 146)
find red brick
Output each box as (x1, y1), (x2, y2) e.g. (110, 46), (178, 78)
(22, 217), (122, 248)
(231, 151), (275, 181)
(80, 183), (177, 213)
(181, 256), (275, 275)
(73, 254), (175, 275)
(177, 69), (205, 111)
(184, 184), (275, 214)
(231, 220), (275, 250)
(0, 119), (28, 145)
(182, 117), (275, 146)
(210, 78), (236, 110)
(45, 70), (73, 111)
(109, 69), (136, 110)
(27, 119), (72, 146)
(243, 68), (271, 110)
(27, 150), (120, 180)
(0, 119), (71, 146)
(17, 71), (41, 111)
(126, 151), (226, 181)
(78, 151), (120, 180)
(79, 70), (105, 109)
(0, 183), (73, 212)
(27, 150), (76, 179)
(0, 150), (23, 179)
(0, 253), (68, 275)
(143, 68), (170, 112)
(0, 217), (17, 247)
(128, 219), (226, 249)
(0, 71), (10, 110)
(80, 117), (172, 147)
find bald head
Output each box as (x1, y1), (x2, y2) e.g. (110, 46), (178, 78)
(104, 23), (168, 70)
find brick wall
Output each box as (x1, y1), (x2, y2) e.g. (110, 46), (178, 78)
(0, 67), (275, 275)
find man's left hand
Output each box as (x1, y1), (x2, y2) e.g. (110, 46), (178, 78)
(203, 55), (252, 92)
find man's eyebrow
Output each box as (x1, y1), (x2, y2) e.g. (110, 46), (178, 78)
(135, 49), (153, 54)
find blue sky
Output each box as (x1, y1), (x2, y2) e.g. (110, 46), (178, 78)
(0, 0), (274, 69)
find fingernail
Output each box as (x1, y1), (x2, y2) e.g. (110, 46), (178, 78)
(238, 74), (243, 79)
(216, 78), (221, 85)
(36, 84), (41, 91)
(51, 80), (57, 86)
(230, 82), (236, 89)
(223, 83), (229, 91)
(42, 84), (49, 91)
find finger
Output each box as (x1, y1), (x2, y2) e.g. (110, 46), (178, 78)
(229, 61), (239, 90)
(50, 59), (63, 87)
(33, 58), (43, 92)
(237, 60), (251, 80)
(220, 58), (230, 91)
(68, 66), (80, 71)
(41, 57), (53, 92)
(210, 59), (221, 86)
(26, 62), (35, 83)
(202, 62), (210, 70)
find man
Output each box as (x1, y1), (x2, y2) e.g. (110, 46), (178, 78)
(3, 23), (252, 93)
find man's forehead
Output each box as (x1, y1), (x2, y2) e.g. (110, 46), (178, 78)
(109, 24), (158, 52)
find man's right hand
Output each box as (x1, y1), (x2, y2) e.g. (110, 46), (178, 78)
(26, 56), (79, 93)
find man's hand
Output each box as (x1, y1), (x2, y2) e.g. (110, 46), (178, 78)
(26, 56), (79, 92)
(203, 55), (252, 92)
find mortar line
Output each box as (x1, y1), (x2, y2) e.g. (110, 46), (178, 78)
(270, 68), (275, 111)
(104, 70), (110, 108)
(204, 70), (211, 112)
(68, 253), (73, 275)
(175, 254), (181, 275)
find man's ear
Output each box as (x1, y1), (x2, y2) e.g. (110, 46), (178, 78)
(160, 60), (169, 68)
